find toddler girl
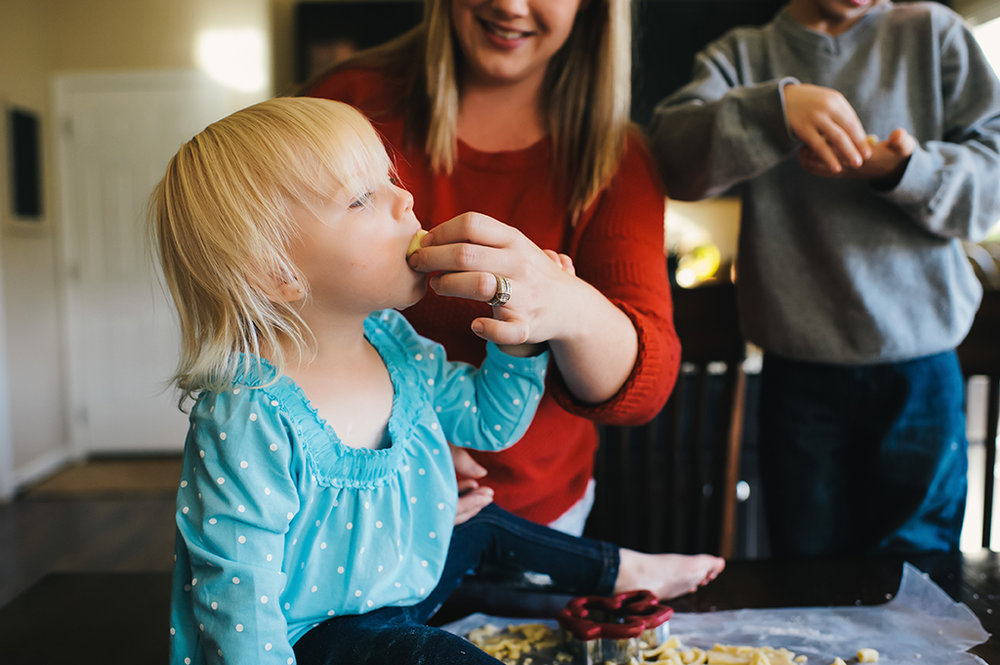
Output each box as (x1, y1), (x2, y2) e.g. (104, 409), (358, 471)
(153, 97), (721, 665)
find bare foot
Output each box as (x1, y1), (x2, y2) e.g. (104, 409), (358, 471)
(614, 549), (726, 600)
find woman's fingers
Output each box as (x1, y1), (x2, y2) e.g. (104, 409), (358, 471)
(451, 444), (488, 480)
(471, 315), (531, 346)
(407, 209), (579, 346)
(419, 211), (519, 250)
(408, 233), (513, 276)
(452, 445), (493, 525)
(544, 249), (575, 275)
(429, 271), (534, 343)
(454, 485), (494, 525)
(430, 270), (505, 303)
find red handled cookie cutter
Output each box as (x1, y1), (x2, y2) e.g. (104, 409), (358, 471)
(556, 589), (673, 664)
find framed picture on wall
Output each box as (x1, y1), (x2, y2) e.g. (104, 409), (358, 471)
(4, 103), (44, 231)
(293, 1), (423, 85)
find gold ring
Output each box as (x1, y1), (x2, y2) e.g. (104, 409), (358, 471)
(488, 274), (511, 307)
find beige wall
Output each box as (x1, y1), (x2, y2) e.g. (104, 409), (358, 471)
(0, 0), (271, 493)
(0, 1), (64, 489)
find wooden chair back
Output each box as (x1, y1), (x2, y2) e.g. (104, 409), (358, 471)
(957, 288), (1000, 550)
(586, 282), (746, 557)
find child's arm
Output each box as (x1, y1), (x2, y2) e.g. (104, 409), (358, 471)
(436, 340), (548, 451)
(871, 23), (1000, 241)
(380, 310), (548, 451)
(648, 42), (801, 201)
(797, 23), (1000, 241)
(173, 391), (298, 665)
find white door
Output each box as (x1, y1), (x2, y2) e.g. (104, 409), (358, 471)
(55, 71), (228, 455)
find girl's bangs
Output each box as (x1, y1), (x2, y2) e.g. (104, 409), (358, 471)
(298, 106), (394, 205)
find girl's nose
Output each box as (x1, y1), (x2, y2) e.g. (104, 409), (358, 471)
(394, 186), (414, 218)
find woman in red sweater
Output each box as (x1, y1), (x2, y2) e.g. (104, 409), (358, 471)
(303, 0), (724, 595)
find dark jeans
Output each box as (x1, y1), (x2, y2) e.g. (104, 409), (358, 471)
(758, 350), (968, 557)
(294, 503), (619, 665)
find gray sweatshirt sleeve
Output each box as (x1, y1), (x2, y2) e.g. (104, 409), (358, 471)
(648, 37), (800, 201)
(885, 19), (1000, 242)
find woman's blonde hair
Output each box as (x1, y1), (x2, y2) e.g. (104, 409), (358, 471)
(305, 0), (632, 219)
(151, 97), (392, 404)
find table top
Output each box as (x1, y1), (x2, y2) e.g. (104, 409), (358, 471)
(672, 551), (998, 663)
(435, 551), (999, 664)
(0, 551), (995, 665)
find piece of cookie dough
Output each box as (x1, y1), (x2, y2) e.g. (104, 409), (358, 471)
(407, 229), (428, 257)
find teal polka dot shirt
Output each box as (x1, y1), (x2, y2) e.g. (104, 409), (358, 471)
(169, 309), (548, 665)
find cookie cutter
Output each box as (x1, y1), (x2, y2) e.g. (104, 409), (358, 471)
(556, 589), (673, 665)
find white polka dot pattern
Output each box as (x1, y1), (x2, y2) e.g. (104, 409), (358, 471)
(169, 310), (548, 663)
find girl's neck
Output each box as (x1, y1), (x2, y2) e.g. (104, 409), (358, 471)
(457, 75), (547, 152)
(292, 308), (369, 368)
(279, 310), (395, 450)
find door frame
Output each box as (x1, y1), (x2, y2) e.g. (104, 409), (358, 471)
(0, 266), (13, 501)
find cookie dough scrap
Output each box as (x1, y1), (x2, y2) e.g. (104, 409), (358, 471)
(643, 640), (801, 665)
(407, 229), (429, 257)
(467, 622), (567, 665)
(467, 620), (881, 665)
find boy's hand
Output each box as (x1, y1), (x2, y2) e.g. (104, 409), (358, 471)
(799, 128), (917, 187)
(784, 83), (871, 173)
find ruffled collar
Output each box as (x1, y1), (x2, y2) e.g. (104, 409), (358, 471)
(230, 315), (420, 488)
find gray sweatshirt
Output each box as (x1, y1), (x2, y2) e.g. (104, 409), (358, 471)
(649, 1), (1000, 364)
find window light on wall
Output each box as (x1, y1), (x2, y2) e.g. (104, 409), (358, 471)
(196, 28), (268, 94)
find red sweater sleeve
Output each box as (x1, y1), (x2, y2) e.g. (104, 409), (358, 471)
(552, 131), (680, 426)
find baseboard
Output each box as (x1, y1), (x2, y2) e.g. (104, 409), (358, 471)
(11, 446), (75, 498)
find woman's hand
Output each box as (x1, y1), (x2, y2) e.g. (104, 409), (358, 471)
(450, 444), (493, 525)
(497, 249), (576, 357)
(407, 212), (581, 347)
(407, 211), (639, 405)
(784, 83), (872, 173)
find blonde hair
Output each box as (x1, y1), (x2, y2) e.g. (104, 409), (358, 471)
(304, 0), (632, 219)
(151, 97), (392, 404)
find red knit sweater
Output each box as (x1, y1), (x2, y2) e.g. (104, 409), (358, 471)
(305, 68), (680, 524)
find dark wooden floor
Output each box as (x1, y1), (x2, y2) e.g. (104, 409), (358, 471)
(0, 493), (176, 607)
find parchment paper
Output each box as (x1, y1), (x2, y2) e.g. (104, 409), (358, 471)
(443, 563), (990, 665)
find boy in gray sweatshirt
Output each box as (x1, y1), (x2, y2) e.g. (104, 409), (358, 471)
(649, 0), (1000, 556)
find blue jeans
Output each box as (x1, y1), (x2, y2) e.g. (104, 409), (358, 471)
(293, 503), (619, 665)
(758, 351), (968, 557)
